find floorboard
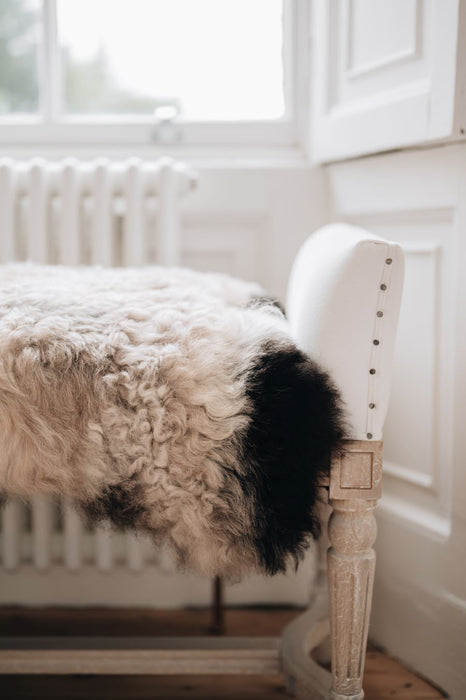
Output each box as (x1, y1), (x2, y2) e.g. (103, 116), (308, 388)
(0, 607), (445, 700)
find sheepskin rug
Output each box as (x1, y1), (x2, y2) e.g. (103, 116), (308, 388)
(0, 263), (345, 579)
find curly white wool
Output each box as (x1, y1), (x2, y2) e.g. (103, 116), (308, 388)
(0, 263), (290, 577)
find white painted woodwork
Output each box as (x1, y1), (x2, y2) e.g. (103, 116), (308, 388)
(0, 159), (15, 262)
(311, 0), (466, 162)
(59, 159), (80, 265)
(1, 500), (21, 571)
(125, 534), (143, 573)
(383, 243), (439, 491)
(95, 528), (113, 573)
(157, 160), (181, 266)
(0, 1), (308, 151)
(62, 500), (82, 572)
(123, 158), (145, 266)
(27, 160), (48, 263)
(327, 144), (466, 698)
(91, 160), (113, 266)
(31, 495), (53, 571)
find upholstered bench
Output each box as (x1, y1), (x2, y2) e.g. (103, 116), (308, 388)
(0, 224), (404, 700)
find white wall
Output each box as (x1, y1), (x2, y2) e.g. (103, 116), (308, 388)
(326, 143), (466, 698)
(180, 164), (328, 300)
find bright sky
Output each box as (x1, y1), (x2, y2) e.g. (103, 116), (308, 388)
(56, 0), (285, 120)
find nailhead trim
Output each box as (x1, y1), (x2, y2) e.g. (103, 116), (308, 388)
(366, 245), (395, 440)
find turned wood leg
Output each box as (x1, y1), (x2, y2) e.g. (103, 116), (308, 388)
(327, 441), (383, 700)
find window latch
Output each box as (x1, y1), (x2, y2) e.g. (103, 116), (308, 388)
(151, 103), (181, 145)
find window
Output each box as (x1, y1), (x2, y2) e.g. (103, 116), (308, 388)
(0, 0), (304, 148)
(0, 0), (41, 114)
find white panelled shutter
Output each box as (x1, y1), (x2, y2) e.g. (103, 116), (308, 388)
(311, 0), (465, 162)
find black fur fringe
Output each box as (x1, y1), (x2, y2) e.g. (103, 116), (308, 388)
(240, 341), (347, 574)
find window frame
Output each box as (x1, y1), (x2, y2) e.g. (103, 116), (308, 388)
(0, 0), (309, 151)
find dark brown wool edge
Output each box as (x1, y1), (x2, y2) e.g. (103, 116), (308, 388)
(238, 341), (348, 575)
(80, 475), (149, 532)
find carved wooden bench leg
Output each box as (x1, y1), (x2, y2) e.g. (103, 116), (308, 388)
(327, 441), (382, 700)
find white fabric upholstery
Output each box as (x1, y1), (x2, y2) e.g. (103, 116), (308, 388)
(286, 224), (404, 441)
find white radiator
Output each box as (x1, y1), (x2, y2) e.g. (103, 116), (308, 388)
(0, 157), (196, 579)
(0, 157), (196, 268)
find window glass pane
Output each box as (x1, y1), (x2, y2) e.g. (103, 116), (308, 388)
(0, 0), (41, 114)
(57, 0), (285, 120)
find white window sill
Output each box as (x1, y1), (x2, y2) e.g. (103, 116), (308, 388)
(0, 142), (311, 170)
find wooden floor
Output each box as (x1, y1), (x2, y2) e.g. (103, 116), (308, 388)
(0, 607), (445, 700)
